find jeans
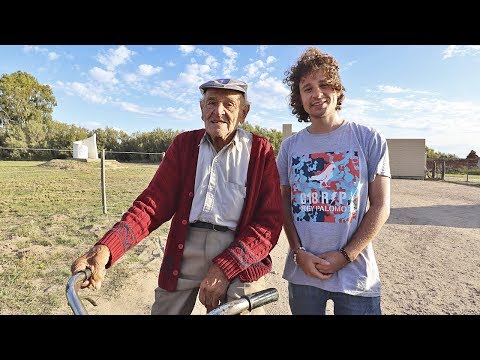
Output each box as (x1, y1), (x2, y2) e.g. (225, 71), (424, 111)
(288, 282), (382, 315)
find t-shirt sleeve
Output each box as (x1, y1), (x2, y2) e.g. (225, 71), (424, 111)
(276, 139), (290, 186)
(367, 130), (391, 182)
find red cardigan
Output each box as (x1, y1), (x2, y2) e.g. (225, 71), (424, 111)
(96, 129), (283, 291)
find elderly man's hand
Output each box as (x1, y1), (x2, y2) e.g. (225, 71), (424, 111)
(70, 244), (110, 290)
(198, 263), (229, 313)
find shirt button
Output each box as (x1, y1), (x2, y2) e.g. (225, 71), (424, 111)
(178, 244), (184, 249)
(189, 192), (193, 197)
(182, 220), (187, 225)
(173, 270), (179, 276)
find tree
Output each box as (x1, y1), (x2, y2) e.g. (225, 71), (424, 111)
(45, 120), (90, 150)
(2, 124), (28, 160)
(466, 150), (478, 159)
(425, 146), (458, 159)
(94, 127), (129, 152)
(241, 122), (283, 156)
(0, 71), (57, 127)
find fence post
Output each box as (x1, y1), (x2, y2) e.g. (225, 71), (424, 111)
(101, 149), (107, 214)
(432, 161), (436, 179)
(441, 161), (445, 180)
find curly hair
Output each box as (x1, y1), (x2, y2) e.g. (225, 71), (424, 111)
(283, 47), (346, 122)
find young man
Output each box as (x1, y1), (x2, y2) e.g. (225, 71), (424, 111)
(277, 48), (391, 315)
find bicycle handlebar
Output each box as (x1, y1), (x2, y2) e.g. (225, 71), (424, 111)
(206, 287), (279, 315)
(66, 268), (92, 315)
(66, 269), (278, 315)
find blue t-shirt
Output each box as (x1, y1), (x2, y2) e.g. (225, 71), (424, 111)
(276, 120), (390, 296)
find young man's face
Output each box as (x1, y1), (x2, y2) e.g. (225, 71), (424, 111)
(299, 69), (339, 120)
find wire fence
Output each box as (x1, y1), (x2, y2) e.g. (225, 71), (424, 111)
(0, 146), (164, 217)
(0, 146), (166, 163)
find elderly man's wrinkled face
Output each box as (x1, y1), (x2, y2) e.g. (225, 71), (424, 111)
(200, 89), (249, 145)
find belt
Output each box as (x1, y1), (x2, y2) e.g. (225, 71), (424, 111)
(190, 221), (231, 232)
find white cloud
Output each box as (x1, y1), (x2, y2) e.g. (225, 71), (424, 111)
(195, 48), (209, 57)
(375, 85), (433, 95)
(55, 81), (109, 104)
(118, 101), (192, 120)
(89, 67), (118, 84)
(244, 60), (266, 78)
(265, 56), (276, 65)
(138, 64), (162, 76)
(256, 45), (269, 57)
(188, 48), (219, 70)
(249, 77), (290, 111)
(97, 45), (135, 71)
(123, 73), (139, 83)
(222, 46), (238, 77)
(442, 45), (480, 59)
(179, 62), (216, 86)
(205, 55), (218, 68)
(48, 52), (59, 61)
(179, 45), (195, 54)
(150, 79), (198, 104)
(23, 45), (48, 53)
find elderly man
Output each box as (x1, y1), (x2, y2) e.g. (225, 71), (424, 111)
(71, 78), (283, 315)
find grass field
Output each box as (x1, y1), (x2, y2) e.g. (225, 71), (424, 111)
(444, 173), (480, 185)
(0, 159), (169, 314)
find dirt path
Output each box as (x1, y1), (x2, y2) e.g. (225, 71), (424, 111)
(84, 179), (480, 315)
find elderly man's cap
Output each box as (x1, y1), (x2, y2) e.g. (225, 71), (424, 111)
(199, 78), (248, 95)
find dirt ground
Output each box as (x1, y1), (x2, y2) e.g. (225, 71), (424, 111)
(81, 179), (480, 315)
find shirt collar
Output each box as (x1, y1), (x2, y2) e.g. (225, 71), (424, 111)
(199, 129), (243, 151)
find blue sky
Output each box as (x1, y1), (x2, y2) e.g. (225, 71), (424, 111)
(1, 44), (479, 158)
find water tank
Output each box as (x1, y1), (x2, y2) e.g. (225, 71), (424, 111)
(73, 141), (88, 159)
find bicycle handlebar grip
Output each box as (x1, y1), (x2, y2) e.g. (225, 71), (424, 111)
(243, 288), (279, 311)
(66, 268), (94, 315)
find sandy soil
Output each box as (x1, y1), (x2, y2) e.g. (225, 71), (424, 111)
(83, 179), (480, 315)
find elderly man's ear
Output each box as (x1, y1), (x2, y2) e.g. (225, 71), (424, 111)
(240, 103), (250, 124)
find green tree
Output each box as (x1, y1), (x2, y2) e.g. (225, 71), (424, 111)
(94, 127), (129, 152)
(425, 146), (458, 159)
(241, 122), (283, 156)
(0, 71), (57, 128)
(45, 121), (90, 157)
(1, 123), (28, 159)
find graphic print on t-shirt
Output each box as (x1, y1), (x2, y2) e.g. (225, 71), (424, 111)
(291, 151), (359, 223)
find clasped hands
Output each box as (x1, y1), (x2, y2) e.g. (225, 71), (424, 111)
(294, 248), (350, 280)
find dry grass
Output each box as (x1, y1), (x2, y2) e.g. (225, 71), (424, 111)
(0, 160), (168, 314)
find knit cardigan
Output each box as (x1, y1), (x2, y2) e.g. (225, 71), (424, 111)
(96, 129), (284, 291)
